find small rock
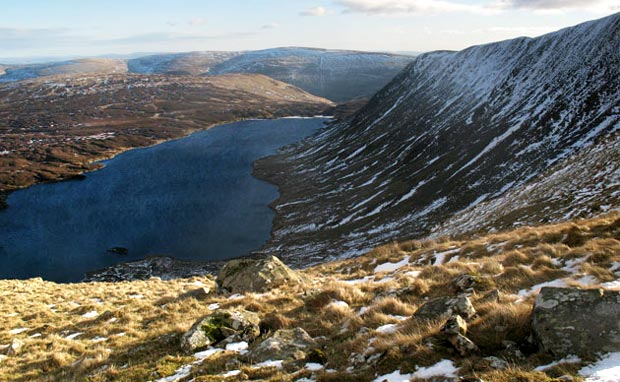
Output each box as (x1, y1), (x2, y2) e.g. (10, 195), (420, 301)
(182, 287), (211, 300)
(484, 356), (508, 370)
(216, 256), (305, 294)
(452, 274), (478, 292)
(479, 289), (500, 304)
(180, 309), (260, 353)
(6, 339), (24, 356)
(449, 334), (479, 357)
(441, 315), (467, 336)
(247, 328), (316, 363)
(414, 295), (476, 321)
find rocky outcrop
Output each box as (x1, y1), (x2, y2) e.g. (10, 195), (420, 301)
(181, 309), (260, 353)
(413, 296), (476, 321)
(247, 328), (316, 363)
(532, 287), (620, 357)
(216, 256), (305, 294)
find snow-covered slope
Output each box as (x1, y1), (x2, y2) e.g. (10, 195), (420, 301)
(126, 51), (239, 75)
(255, 13), (620, 267)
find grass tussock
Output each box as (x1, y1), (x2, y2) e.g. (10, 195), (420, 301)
(2, 211), (620, 381)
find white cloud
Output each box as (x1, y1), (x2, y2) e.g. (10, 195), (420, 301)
(188, 17), (208, 26)
(337, 0), (498, 15)
(261, 22), (280, 29)
(337, 0), (619, 15)
(493, 0), (619, 12)
(300, 6), (329, 16)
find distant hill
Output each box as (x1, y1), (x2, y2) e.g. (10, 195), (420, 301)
(0, 58), (127, 82)
(0, 48), (415, 101)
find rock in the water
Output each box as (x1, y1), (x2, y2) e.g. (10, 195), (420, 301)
(106, 246), (128, 255)
(247, 328), (316, 363)
(181, 309), (260, 353)
(216, 256), (304, 294)
(532, 287), (620, 357)
(414, 295), (476, 321)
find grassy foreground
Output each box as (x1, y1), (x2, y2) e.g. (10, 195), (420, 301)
(2, 211), (620, 381)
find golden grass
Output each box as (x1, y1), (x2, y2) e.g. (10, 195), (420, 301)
(1, 211), (620, 381)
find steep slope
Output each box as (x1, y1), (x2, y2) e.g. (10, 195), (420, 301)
(0, 58), (127, 82)
(207, 47), (414, 101)
(255, 13), (620, 267)
(0, 73), (333, 193)
(433, 131), (620, 238)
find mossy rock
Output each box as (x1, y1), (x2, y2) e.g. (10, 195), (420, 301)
(216, 255), (306, 294)
(181, 309), (260, 353)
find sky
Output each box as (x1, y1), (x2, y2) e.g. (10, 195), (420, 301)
(0, 0), (618, 60)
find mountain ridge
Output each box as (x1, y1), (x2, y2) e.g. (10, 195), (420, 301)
(254, 12), (620, 266)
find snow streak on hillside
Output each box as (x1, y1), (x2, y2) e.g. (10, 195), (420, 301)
(256, 13), (620, 266)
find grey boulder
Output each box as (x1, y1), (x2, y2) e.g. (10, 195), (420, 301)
(216, 256), (305, 294)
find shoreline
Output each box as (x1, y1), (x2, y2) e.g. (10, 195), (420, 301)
(0, 114), (333, 211)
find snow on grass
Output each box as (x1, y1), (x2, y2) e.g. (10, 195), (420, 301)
(220, 369), (241, 377)
(8, 328), (28, 335)
(225, 341), (249, 353)
(412, 359), (458, 379)
(375, 324), (398, 334)
(580, 352), (620, 382)
(374, 256), (410, 273)
(156, 364), (192, 382)
(208, 303), (220, 310)
(253, 360), (284, 369)
(601, 280), (620, 290)
(65, 332), (84, 340)
(91, 336), (108, 343)
(305, 362), (324, 371)
(372, 370), (412, 382)
(535, 355), (581, 371)
(518, 279), (568, 297)
(433, 248), (460, 266)
(81, 310), (98, 318)
(343, 275), (374, 284)
(327, 300), (350, 309)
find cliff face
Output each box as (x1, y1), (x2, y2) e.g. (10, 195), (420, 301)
(256, 13), (620, 266)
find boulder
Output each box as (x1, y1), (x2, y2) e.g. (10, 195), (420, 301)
(247, 328), (316, 363)
(449, 334), (479, 356)
(181, 287), (211, 300)
(181, 309), (260, 353)
(216, 256), (305, 294)
(532, 287), (620, 357)
(479, 289), (501, 304)
(413, 295), (476, 321)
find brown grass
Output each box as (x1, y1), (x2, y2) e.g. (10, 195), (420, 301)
(2, 211), (620, 381)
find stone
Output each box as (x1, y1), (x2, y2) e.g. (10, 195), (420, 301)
(413, 295), (476, 321)
(479, 289), (501, 304)
(181, 309), (260, 353)
(452, 274), (478, 292)
(441, 315), (467, 336)
(484, 356), (508, 370)
(449, 334), (479, 356)
(6, 339), (24, 356)
(247, 328), (316, 363)
(216, 256), (305, 294)
(532, 287), (620, 357)
(181, 287), (211, 300)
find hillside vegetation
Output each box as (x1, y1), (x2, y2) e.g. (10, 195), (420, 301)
(2, 211), (620, 381)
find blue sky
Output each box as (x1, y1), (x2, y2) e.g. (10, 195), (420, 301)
(0, 0), (618, 59)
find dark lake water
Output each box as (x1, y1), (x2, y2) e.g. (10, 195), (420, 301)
(0, 118), (327, 282)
